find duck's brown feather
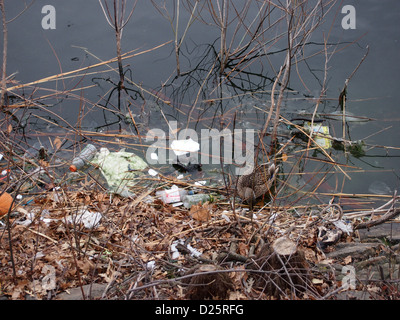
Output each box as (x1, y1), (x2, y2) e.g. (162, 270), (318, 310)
(237, 163), (278, 206)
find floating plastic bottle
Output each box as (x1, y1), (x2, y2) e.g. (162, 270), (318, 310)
(156, 185), (188, 204)
(182, 194), (213, 208)
(69, 144), (97, 172)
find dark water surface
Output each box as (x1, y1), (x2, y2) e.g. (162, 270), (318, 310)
(2, 0), (400, 207)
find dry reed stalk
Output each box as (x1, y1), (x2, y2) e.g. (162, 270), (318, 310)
(0, 0), (7, 108)
(151, 0), (199, 76)
(99, 0), (137, 89)
(6, 42), (171, 93)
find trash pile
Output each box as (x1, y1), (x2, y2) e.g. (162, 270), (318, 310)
(0, 134), (399, 301)
(285, 111), (368, 158)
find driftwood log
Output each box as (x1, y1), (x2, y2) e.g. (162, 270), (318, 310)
(246, 236), (311, 299)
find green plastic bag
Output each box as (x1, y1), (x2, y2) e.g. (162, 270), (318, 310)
(92, 148), (148, 197)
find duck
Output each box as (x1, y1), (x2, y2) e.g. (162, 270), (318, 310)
(236, 162), (278, 210)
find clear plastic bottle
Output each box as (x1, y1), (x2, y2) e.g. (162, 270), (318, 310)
(156, 185), (188, 204)
(69, 144), (97, 172)
(182, 194), (213, 208)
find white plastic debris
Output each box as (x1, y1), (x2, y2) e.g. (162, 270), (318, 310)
(333, 219), (353, 235)
(172, 202), (183, 207)
(67, 210), (102, 229)
(16, 210), (36, 226)
(148, 168), (158, 176)
(221, 211), (231, 222)
(268, 212), (281, 224)
(156, 185), (187, 204)
(170, 138), (200, 156)
(34, 251), (45, 259)
(146, 260), (156, 271)
(52, 186), (61, 203)
(171, 240), (180, 259)
(170, 239), (202, 259)
(150, 153), (158, 160)
(186, 243), (202, 257)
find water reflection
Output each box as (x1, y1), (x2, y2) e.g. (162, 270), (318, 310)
(1, 1), (400, 210)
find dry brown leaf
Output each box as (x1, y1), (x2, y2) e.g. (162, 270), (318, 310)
(303, 247), (318, 263)
(38, 159), (49, 167)
(53, 137), (62, 150)
(96, 193), (108, 203)
(229, 290), (247, 300)
(41, 265), (56, 291)
(77, 259), (93, 274)
(344, 255), (352, 265)
(238, 242), (248, 256)
(164, 217), (176, 225)
(189, 203), (211, 222)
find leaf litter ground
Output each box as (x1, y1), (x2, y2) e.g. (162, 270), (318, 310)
(0, 173), (398, 300)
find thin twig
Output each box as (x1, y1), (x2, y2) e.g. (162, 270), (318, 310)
(0, 0), (7, 108)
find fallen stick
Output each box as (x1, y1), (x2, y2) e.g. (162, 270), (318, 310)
(355, 208), (400, 230)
